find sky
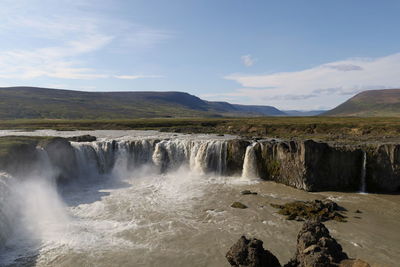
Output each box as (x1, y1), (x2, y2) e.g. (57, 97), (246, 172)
(1, 0), (400, 110)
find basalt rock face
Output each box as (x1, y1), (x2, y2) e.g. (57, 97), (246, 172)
(226, 236), (281, 267)
(366, 144), (400, 192)
(0, 143), (40, 177)
(285, 221), (348, 267)
(226, 139), (251, 175)
(39, 137), (78, 183)
(258, 140), (363, 192)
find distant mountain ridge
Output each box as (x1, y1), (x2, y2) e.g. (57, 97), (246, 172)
(0, 86), (285, 119)
(324, 89), (400, 117)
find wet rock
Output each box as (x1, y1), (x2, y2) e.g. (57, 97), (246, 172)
(365, 144), (400, 192)
(270, 200), (347, 222)
(226, 221), (371, 267)
(226, 139), (251, 175)
(0, 140), (39, 177)
(339, 259), (371, 267)
(231, 202), (248, 209)
(241, 190), (258, 195)
(284, 221), (348, 267)
(226, 236), (281, 267)
(39, 137), (78, 183)
(258, 140), (363, 192)
(67, 134), (97, 142)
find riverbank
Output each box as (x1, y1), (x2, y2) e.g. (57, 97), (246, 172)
(2, 117), (400, 144)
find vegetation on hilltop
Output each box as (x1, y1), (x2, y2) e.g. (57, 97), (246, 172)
(0, 87), (285, 119)
(324, 89), (400, 116)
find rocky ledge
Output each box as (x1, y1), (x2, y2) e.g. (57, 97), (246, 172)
(226, 221), (371, 267)
(270, 200), (347, 222)
(226, 139), (400, 193)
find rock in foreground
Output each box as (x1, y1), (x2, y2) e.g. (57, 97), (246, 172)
(226, 236), (281, 267)
(285, 221), (348, 267)
(227, 221), (371, 267)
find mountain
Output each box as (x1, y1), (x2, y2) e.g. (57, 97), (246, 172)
(0, 86), (286, 119)
(283, 110), (326, 116)
(323, 89), (400, 117)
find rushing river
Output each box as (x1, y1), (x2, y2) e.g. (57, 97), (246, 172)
(0, 130), (399, 267)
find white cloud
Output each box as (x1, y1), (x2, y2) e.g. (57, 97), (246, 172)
(0, 2), (172, 80)
(114, 75), (164, 80)
(222, 53), (400, 109)
(241, 54), (256, 67)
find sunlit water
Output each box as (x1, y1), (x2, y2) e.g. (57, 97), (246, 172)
(0, 130), (399, 267)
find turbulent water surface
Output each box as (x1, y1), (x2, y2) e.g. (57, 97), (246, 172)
(0, 130), (399, 267)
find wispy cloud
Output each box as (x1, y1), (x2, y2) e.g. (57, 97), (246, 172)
(0, 1), (171, 81)
(114, 75), (164, 80)
(241, 54), (256, 67)
(221, 53), (400, 109)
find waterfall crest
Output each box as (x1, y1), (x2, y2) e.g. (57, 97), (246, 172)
(71, 139), (228, 177)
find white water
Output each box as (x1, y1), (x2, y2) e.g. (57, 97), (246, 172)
(1, 131), (398, 266)
(0, 134), (260, 266)
(242, 142), (259, 180)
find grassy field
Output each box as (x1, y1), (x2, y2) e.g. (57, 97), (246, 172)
(1, 117), (400, 144)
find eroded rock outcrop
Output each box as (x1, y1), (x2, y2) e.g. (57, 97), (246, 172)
(270, 200), (346, 222)
(226, 236), (281, 267)
(226, 221), (370, 267)
(284, 221), (348, 267)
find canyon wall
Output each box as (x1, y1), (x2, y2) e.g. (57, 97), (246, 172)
(0, 136), (399, 193)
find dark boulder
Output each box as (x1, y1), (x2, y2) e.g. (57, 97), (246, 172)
(284, 221), (348, 267)
(231, 202), (248, 209)
(67, 135), (97, 142)
(226, 236), (281, 267)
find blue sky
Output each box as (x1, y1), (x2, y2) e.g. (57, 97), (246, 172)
(1, 0), (400, 110)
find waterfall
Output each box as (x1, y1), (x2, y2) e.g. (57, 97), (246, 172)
(0, 172), (16, 247)
(360, 151), (367, 193)
(242, 143), (259, 180)
(0, 149), (62, 248)
(71, 139), (228, 177)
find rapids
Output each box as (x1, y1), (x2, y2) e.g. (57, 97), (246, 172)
(0, 130), (399, 267)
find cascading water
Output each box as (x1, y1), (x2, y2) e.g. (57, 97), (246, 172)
(0, 131), (399, 267)
(0, 172), (15, 246)
(242, 142), (259, 180)
(71, 139), (228, 177)
(360, 151), (367, 193)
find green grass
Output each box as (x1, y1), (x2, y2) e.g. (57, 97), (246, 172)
(0, 136), (52, 158)
(1, 117), (400, 144)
